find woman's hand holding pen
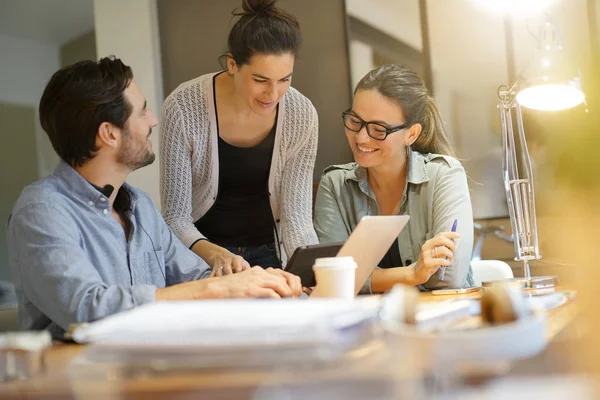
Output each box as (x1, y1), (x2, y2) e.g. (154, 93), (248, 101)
(413, 232), (460, 284)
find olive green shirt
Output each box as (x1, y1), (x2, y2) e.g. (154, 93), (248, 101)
(314, 150), (474, 291)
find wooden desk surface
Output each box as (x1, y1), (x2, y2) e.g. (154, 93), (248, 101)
(0, 290), (580, 399)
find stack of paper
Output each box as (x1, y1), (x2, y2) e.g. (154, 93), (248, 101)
(70, 298), (382, 369)
(72, 298), (381, 347)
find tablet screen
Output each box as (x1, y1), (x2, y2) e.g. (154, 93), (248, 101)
(284, 242), (344, 287)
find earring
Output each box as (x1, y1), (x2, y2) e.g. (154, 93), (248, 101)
(406, 144), (411, 159)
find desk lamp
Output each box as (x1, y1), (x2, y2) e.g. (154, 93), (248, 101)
(495, 17), (584, 288)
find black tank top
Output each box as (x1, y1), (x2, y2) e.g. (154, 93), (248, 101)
(194, 74), (276, 247)
(379, 240), (402, 268)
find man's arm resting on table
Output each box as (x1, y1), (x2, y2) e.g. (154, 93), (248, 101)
(156, 279), (216, 300)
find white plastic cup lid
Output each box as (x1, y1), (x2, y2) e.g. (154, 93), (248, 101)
(313, 256), (357, 269)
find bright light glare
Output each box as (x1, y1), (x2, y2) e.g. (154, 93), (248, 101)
(474, 0), (558, 15)
(516, 84), (585, 111)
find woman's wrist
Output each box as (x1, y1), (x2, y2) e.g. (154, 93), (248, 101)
(409, 264), (427, 286)
(371, 265), (421, 292)
(191, 240), (221, 267)
(190, 240), (207, 261)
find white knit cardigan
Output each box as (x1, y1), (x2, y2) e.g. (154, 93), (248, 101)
(160, 72), (319, 264)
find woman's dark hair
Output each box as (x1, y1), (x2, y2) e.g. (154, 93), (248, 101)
(39, 56), (133, 167)
(223, 0), (302, 67)
(356, 64), (453, 156)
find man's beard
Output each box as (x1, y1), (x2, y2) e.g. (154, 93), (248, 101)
(117, 127), (155, 171)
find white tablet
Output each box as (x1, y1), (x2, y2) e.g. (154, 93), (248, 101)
(311, 215), (410, 297)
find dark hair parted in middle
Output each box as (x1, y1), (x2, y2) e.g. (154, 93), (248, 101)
(39, 56), (133, 167)
(226, 0), (302, 66)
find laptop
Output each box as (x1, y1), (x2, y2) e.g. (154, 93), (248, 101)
(310, 215), (410, 297)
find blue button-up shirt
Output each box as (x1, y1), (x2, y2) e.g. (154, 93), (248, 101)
(6, 162), (211, 339)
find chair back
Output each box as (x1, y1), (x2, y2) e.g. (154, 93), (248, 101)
(471, 259), (514, 286)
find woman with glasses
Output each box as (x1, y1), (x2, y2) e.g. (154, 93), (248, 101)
(314, 64), (474, 292)
(160, 0), (318, 275)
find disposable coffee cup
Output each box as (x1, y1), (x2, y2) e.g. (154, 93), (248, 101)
(312, 256), (357, 299)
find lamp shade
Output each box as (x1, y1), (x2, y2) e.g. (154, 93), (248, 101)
(516, 82), (585, 111)
(515, 20), (585, 111)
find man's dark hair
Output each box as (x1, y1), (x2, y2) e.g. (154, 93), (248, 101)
(39, 56), (133, 167)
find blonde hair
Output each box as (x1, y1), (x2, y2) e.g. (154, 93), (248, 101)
(355, 64), (453, 156)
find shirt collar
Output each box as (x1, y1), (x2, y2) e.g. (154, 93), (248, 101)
(347, 148), (431, 187)
(53, 161), (138, 207)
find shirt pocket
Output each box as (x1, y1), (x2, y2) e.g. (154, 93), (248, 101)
(143, 250), (166, 287)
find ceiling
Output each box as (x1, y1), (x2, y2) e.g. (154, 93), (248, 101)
(0, 0), (94, 46)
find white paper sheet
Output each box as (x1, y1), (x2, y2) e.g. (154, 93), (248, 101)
(72, 297), (381, 347)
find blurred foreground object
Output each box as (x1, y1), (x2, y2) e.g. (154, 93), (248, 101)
(0, 331), (51, 381)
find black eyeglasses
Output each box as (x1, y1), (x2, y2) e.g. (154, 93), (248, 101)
(342, 111), (410, 141)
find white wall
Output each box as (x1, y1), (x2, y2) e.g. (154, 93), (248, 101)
(346, 0), (423, 51)
(511, 0), (590, 77)
(0, 34), (60, 177)
(0, 35), (59, 107)
(426, 1), (510, 219)
(349, 39), (374, 91)
(94, 0), (164, 208)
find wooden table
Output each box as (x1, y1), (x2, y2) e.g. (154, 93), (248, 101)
(0, 289), (581, 399)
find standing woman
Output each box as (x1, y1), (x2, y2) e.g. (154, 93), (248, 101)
(160, 0), (318, 275)
(314, 64), (474, 292)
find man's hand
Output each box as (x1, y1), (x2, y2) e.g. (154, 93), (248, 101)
(156, 266), (302, 300)
(211, 267), (302, 298)
(263, 268), (302, 297)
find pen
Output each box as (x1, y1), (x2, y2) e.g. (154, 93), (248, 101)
(439, 219), (457, 280)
